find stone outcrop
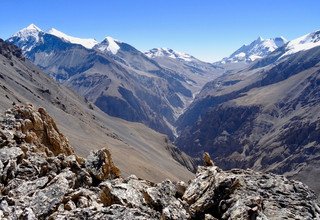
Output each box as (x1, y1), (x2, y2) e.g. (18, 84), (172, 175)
(0, 105), (319, 219)
(0, 39), (24, 61)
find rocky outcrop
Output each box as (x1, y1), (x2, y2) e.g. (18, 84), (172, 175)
(0, 106), (319, 219)
(0, 38), (24, 61)
(184, 165), (320, 219)
(85, 148), (121, 181)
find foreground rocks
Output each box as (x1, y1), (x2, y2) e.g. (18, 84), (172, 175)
(0, 105), (319, 219)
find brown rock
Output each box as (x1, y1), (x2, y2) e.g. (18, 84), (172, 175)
(64, 200), (76, 211)
(85, 148), (121, 181)
(203, 152), (214, 167)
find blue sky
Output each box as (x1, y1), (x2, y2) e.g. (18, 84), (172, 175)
(1, 0), (320, 62)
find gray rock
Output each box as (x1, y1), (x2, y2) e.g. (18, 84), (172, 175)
(85, 148), (121, 181)
(20, 207), (37, 220)
(183, 165), (320, 219)
(0, 146), (23, 164)
(24, 171), (73, 217)
(146, 180), (190, 219)
(6, 176), (48, 198)
(99, 176), (149, 207)
(0, 105), (319, 219)
(175, 181), (187, 198)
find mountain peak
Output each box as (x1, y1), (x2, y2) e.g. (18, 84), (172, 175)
(221, 36), (288, 63)
(25, 23), (42, 31)
(279, 29), (320, 58)
(11, 24), (42, 44)
(145, 47), (194, 62)
(104, 36), (120, 43)
(95, 36), (120, 55)
(277, 36), (287, 41)
(47, 28), (98, 49)
(256, 36), (263, 42)
(13, 24), (42, 37)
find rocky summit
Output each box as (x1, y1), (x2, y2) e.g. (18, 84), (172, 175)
(0, 105), (319, 220)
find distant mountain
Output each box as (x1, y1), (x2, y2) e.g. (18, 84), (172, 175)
(7, 24), (223, 138)
(220, 36), (287, 63)
(145, 48), (196, 62)
(250, 30), (320, 69)
(279, 30), (320, 58)
(145, 47), (225, 95)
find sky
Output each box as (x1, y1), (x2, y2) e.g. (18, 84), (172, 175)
(1, 0), (320, 62)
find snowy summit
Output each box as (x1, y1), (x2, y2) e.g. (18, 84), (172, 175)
(47, 28), (98, 49)
(280, 30), (320, 58)
(145, 48), (195, 62)
(94, 36), (121, 55)
(12, 24), (42, 40)
(221, 36), (288, 63)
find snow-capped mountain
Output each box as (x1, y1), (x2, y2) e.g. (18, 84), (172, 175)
(8, 24), (42, 51)
(145, 48), (195, 62)
(47, 28), (98, 49)
(221, 36), (288, 63)
(280, 30), (320, 58)
(7, 24), (216, 139)
(12, 23), (41, 40)
(94, 36), (120, 54)
(8, 24), (98, 51)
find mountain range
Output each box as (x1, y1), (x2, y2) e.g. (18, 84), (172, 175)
(0, 38), (194, 182)
(4, 24), (320, 199)
(7, 24), (224, 139)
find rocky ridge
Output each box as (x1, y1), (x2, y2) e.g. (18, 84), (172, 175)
(0, 105), (319, 219)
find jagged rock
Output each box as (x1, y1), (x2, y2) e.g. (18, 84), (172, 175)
(146, 180), (190, 219)
(24, 171), (73, 217)
(0, 105), (319, 219)
(49, 204), (160, 220)
(99, 175), (149, 207)
(183, 165), (320, 219)
(203, 152), (214, 167)
(85, 148), (121, 181)
(175, 181), (187, 198)
(5, 176), (49, 198)
(2, 105), (75, 157)
(0, 147), (23, 164)
(20, 208), (37, 220)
